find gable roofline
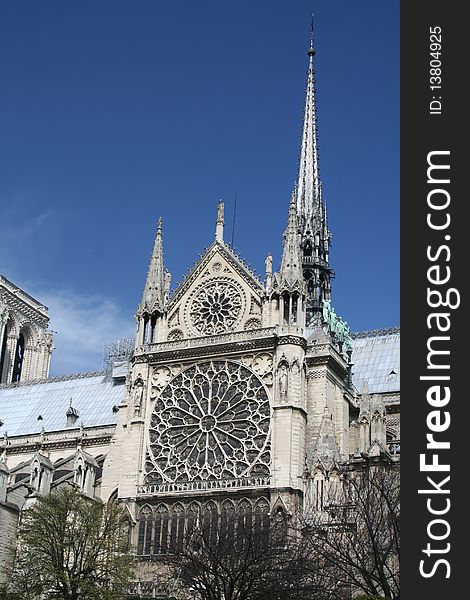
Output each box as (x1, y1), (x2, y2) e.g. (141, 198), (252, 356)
(167, 240), (264, 311)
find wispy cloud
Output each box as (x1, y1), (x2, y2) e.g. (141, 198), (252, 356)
(39, 289), (135, 376)
(0, 205), (135, 376)
(0, 206), (60, 279)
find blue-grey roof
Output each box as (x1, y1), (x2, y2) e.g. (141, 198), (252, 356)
(0, 372), (125, 437)
(351, 328), (400, 394)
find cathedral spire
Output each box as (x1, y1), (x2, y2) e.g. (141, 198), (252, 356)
(296, 16), (321, 230)
(295, 18), (333, 325)
(138, 217), (165, 316)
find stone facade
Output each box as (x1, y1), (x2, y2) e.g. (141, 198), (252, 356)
(0, 28), (399, 594)
(0, 276), (53, 385)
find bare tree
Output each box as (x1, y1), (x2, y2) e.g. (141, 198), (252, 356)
(302, 463), (400, 600)
(5, 487), (135, 600)
(163, 507), (337, 600)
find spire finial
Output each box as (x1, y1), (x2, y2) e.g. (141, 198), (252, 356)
(309, 13), (315, 58)
(279, 190), (303, 290)
(138, 217), (165, 316)
(215, 199), (224, 243)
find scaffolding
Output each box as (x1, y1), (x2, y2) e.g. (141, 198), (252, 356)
(102, 338), (134, 371)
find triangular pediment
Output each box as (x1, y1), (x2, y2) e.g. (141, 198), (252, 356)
(165, 242), (264, 340)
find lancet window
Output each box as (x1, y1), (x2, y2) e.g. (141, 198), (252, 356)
(136, 497), (270, 557)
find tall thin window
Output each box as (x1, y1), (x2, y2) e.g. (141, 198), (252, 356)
(186, 503), (199, 538)
(150, 315), (157, 343)
(237, 499), (252, 552)
(142, 316), (149, 345)
(0, 323), (8, 383)
(203, 502), (218, 547)
(169, 504), (185, 553)
(220, 500), (235, 549)
(137, 507), (153, 556)
(154, 504), (169, 554)
(315, 475), (325, 511)
(12, 333), (25, 383)
(254, 498), (270, 546)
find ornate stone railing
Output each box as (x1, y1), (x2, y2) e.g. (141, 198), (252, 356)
(137, 476), (271, 496)
(135, 327), (278, 356)
(301, 256), (329, 267)
(1, 425), (116, 451)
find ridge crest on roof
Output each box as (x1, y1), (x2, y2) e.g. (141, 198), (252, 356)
(351, 327), (400, 340)
(0, 369), (111, 391)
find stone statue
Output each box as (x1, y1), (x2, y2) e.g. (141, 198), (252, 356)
(217, 200), (224, 223)
(164, 270), (171, 293)
(265, 253), (273, 275)
(133, 381), (144, 416)
(322, 299), (331, 324)
(329, 308), (337, 333)
(279, 363), (288, 399)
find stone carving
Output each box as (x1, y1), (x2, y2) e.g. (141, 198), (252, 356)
(132, 378), (144, 416)
(249, 295), (261, 316)
(168, 309), (180, 328)
(244, 317), (261, 331)
(240, 353), (274, 387)
(150, 366), (173, 399)
(278, 363), (288, 399)
(252, 353), (273, 376)
(265, 254), (272, 275)
(146, 360), (271, 484)
(167, 329), (183, 342)
(189, 280), (243, 335)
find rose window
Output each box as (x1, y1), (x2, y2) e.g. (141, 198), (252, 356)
(189, 281), (243, 335)
(145, 361), (271, 484)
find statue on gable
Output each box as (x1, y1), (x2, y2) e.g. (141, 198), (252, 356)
(265, 253), (273, 275)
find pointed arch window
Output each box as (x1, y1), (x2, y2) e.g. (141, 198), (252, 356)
(220, 500), (235, 549)
(237, 499), (252, 551)
(0, 322), (9, 383)
(154, 504), (169, 554)
(314, 470), (326, 511)
(137, 506), (153, 556)
(186, 502), (199, 539)
(12, 332), (25, 383)
(142, 315), (149, 345)
(273, 506), (288, 544)
(202, 501), (218, 547)
(169, 504), (185, 553)
(150, 315), (157, 343)
(254, 498), (270, 546)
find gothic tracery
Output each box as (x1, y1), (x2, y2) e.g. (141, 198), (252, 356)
(188, 280), (244, 335)
(146, 360), (271, 484)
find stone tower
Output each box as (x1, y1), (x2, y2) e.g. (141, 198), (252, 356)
(101, 25), (355, 575)
(0, 276), (53, 384)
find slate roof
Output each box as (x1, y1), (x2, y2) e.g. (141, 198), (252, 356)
(0, 371), (125, 438)
(351, 328), (400, 394)
(0, 328), (399, 438)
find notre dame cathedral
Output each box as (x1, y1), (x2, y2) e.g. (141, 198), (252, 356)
(0, 28), (400, 593)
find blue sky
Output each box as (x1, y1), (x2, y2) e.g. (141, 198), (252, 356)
(0, 0), (399, 375)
